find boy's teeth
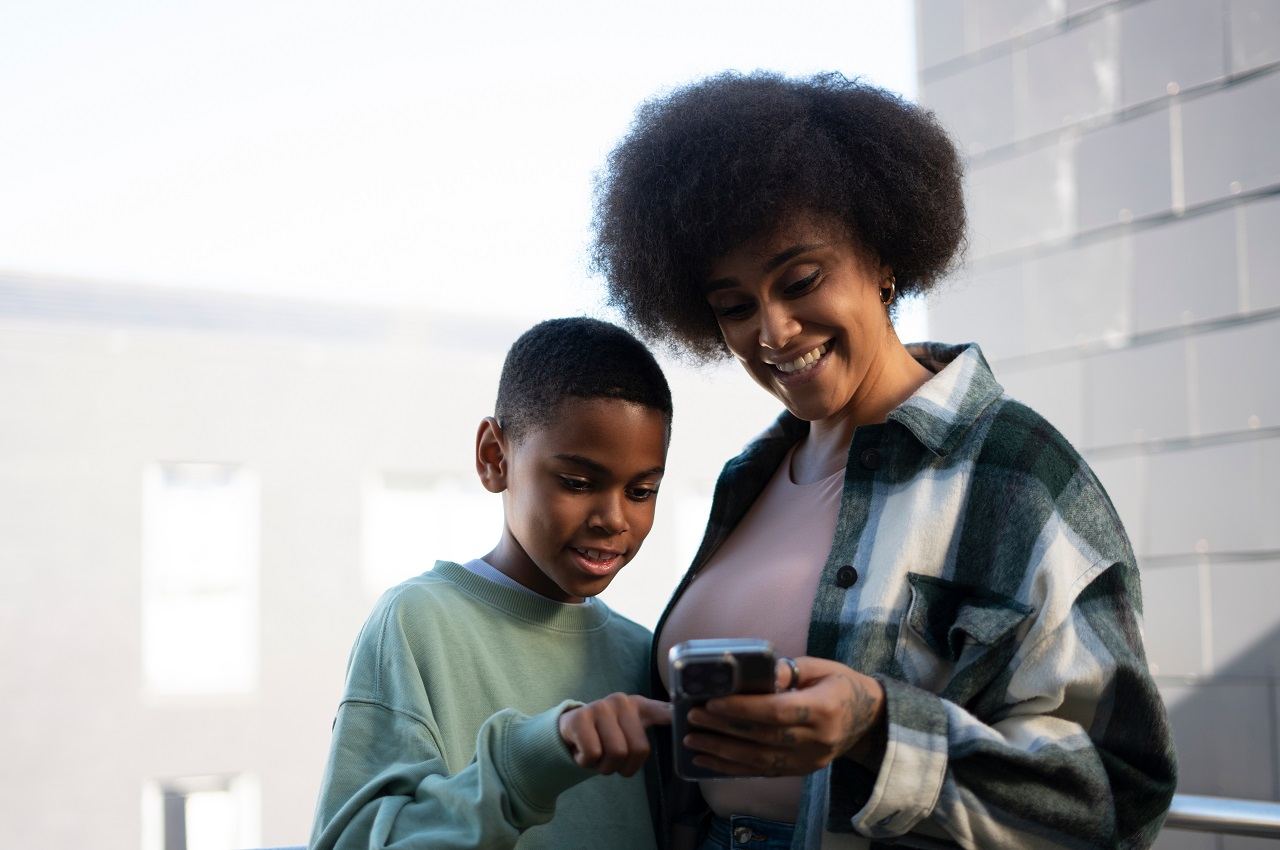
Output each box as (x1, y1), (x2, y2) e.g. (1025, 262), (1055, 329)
(775, 343), (828, 374)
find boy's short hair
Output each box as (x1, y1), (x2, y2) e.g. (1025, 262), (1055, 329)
(495, 317), (673, 444)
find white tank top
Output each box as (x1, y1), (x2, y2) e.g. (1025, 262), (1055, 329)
(657, 443), (844, 822)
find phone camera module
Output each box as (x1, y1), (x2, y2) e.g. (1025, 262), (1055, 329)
(681, 659), (735, 698)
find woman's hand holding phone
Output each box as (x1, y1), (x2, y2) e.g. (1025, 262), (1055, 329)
(683, 656), (887, 777)
(558, 693), (671, 777)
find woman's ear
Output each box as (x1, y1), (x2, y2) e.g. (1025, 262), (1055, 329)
(475, 417), (509, 494)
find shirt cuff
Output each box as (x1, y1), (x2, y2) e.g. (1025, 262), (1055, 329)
(498, 700), (593, 814)
(848, 676), (948, 839)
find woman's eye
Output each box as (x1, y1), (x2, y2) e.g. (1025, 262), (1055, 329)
(783, 270), (820, 297)
(714, 301), (754, 320)
(559, 477), (592, 492)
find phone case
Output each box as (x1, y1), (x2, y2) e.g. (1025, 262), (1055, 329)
(669, 640), (775, 781)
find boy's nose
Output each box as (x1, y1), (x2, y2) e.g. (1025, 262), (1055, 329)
(588, 494), (628, 534)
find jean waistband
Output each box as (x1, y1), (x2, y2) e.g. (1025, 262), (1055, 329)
(707, 813), (796, 847)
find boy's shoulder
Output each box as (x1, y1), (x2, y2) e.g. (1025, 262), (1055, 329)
(364, 565), (465, 628)
(342, 563), (507, 704)
(589, 600), (653, 655)
(365, 561), (514, 637)
(351, 563), (495, 660)
(377, 563), (466, 606)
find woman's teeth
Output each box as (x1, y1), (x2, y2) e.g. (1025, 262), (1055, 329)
(774, 343), (828, 374)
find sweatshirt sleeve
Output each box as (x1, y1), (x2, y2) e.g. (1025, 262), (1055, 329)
(309, 697), (593, 850)
(309, 584), (597, 850)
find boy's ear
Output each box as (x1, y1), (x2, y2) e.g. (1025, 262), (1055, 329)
(475, 417), (509, 494)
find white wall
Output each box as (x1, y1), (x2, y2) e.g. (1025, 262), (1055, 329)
(916, 2), (1280, 846)
(0, 275), (785, 847)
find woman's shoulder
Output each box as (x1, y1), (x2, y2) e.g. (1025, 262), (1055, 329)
(968, 393), (1089, 481)
(964, 393), (1134, 569)
(895, 344), (1097, 501)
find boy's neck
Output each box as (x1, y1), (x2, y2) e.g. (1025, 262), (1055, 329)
(460, 557), (556, 599)
(483, 539), (587, 604)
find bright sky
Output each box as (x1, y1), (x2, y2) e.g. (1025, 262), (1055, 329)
(0, 0), (920, 328)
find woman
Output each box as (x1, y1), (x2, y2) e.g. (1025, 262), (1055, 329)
(592, 73), (1176, 850)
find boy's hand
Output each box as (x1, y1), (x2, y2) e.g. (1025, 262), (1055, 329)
(558, 693), (671, 777)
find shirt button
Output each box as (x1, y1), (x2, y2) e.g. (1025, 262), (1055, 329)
(835, 565), (858, 588)
(860, 448), (880, 470)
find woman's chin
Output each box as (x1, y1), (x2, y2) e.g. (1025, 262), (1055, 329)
(784, 401), (841, 424)
(773, 380), (843, 421)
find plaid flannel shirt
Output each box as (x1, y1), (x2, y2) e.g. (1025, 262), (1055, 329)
(650, 343), (1176, 850)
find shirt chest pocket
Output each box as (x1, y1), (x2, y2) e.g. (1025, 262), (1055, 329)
(896, 573), (1033, 700)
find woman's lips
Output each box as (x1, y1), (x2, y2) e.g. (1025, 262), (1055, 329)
(768, 341), (832, 386)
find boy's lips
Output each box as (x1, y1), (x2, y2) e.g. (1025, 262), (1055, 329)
(569, 546), (625, 576)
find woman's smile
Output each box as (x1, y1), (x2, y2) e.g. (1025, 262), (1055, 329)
(768, 341), (831, 380)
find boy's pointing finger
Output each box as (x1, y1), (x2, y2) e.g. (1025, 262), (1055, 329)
(635, 696), (672, 726)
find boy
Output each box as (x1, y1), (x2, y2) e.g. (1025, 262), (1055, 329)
(310, 317), (672, 850)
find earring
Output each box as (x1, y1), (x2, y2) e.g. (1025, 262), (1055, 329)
(879, 275), (897, 306)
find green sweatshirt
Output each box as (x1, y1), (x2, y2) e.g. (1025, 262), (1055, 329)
(310, 560), (658, 850)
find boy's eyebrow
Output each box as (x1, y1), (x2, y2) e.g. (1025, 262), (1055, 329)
(702, 242), (825, 292)
(554, 454), (665, 477)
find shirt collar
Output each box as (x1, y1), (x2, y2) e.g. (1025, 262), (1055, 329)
(889, 342), (1004, 456)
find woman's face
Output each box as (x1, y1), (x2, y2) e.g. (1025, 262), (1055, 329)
(703, 215), (895, 425)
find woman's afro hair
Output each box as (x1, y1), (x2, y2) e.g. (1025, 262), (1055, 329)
(591, 71), (966, 360)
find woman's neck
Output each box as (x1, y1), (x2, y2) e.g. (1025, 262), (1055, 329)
(790, 340), (932, 484)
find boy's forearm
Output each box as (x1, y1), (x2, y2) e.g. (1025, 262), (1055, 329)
(312, 700), (592, 850)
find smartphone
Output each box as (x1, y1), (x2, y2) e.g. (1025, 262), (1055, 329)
(668, 638), (776, 780)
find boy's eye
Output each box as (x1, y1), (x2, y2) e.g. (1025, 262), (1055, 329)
(559, 476), (592, 492)
(782, 269), (820, 297)
(627, 486), (659, 502)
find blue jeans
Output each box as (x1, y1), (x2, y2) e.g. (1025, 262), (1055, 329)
(697, 814), (795, 850)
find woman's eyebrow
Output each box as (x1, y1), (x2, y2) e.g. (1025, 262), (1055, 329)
(762, 242), (824, 272)
(703, 242), (826, 292)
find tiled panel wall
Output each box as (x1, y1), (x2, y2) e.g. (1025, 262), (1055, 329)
(916, 1), (1280, 843)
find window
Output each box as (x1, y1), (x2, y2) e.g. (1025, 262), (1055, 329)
(141, 774), (259, 850)
(141, 462), (259, 696)
(361, 471), (501, 597)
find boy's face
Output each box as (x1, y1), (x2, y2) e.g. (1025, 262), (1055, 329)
(479, 397), (668, 604)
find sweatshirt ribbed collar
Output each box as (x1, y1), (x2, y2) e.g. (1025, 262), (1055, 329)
(432, 560), (615, 632)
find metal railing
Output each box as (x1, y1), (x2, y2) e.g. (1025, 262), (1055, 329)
(250, 793), (1280, 849)
(1165, 793), (1280, 839)
(884, 793), (1280, 848)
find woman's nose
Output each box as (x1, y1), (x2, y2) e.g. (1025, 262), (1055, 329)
(757, 301), (799, 351)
